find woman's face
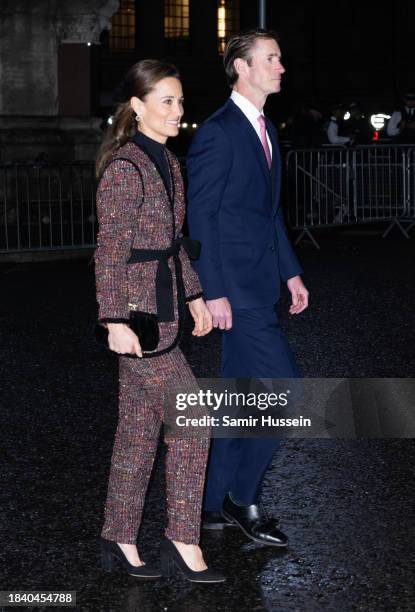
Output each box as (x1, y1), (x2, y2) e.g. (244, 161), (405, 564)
(131, 77), (184, 144)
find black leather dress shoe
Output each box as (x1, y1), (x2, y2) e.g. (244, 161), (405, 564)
(221, 494), (288, 547)
(202, 510), (238, 530)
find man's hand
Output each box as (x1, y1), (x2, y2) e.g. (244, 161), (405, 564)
(206, 297), (232, 330)
(287, 275), (309, 315)
(187, 297), (213, 336)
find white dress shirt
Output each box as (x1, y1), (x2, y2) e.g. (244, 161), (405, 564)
(230, 89), (273, 156)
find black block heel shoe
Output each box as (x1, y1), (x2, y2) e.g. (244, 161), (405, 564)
(160, 537), (226, 583)
(100, 538), (162, 579)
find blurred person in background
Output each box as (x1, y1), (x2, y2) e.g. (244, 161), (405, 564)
(347, 102), (372, 144)
(326, 104), (353, 145)
(387, 91), (415, 143)
(289, 100), (324, 148)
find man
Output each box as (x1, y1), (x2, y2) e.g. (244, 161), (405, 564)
(387, 91), (415, 143)
(187, 29), (308, 547)
(326, 104), (352, 145)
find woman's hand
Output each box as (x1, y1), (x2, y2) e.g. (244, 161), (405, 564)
(187, 297), (213, 337)
(107, 323), (143, 357)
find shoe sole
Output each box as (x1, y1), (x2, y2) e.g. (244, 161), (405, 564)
(202, 522), (238, 530)
(127, 573), (162, 579)
(106, 549), (162, 579)
(221, 510), (288, 547)
(188, 578), (227, 583)
(163, 558), (227, 583)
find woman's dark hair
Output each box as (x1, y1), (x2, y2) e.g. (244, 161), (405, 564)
(96, 59), (180, 178)
(223, 28), (279, 88)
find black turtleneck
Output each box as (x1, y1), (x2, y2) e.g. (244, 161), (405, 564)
(132, 130), (171, 199)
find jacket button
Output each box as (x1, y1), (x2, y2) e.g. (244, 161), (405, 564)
(269, 245), (275, 251)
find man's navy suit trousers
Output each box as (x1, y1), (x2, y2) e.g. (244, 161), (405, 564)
(203, 304), (299, 510)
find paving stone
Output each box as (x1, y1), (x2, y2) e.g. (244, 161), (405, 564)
(0, 230), (414, 611)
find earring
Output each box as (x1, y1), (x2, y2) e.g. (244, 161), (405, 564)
(135, 114), (140, 122)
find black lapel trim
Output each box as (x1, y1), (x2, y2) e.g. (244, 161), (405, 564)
(131, 140), (176, 240)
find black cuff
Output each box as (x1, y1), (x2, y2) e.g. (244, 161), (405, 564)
(186, 292), (204, 303)
(99, 317), (130, 324)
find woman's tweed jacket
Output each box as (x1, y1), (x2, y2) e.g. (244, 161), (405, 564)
(94, 141), (202, 355)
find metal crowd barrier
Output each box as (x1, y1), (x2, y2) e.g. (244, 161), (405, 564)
(2, 149), (415, 255)
(405, 147), (415, 234)
(286, 145), (415, 248)
(0, 162), (96, 253)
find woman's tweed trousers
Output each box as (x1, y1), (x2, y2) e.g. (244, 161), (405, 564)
(94, 141), (209, 544)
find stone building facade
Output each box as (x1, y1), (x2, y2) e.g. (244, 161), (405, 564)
(1, 0), (414, 162)
(0, 0), (119, 162)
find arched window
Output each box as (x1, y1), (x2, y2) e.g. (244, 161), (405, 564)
(218, 0), (240, 54)
(164, 0), (190, 39)
(108, 0), (136, 51)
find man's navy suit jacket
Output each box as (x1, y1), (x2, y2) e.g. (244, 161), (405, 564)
(187, 98), (302, 309)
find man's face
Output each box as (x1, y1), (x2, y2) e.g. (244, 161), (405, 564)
(243, 38), (285, 96)
(404, 97), (415, 109)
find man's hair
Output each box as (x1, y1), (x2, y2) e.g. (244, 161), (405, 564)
(223, 28), (279, 88)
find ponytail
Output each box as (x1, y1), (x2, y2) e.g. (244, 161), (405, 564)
(95, 102), (136, 178)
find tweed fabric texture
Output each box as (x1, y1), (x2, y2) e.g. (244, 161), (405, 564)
(94, 141), (202, 353)
(101, 347), (209, 544)
(95, 141), (209, 544)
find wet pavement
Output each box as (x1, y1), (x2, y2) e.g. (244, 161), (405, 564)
(1, 228), (415, 611)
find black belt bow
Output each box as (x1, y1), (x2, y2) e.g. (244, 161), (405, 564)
(127, 237), (201, 322)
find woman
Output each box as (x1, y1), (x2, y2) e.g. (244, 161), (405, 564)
(94, 60), (224, 583)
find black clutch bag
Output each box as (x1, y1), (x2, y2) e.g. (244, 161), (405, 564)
(94, 308), (159, 355)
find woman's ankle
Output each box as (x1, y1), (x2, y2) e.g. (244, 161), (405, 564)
(117, 542), (143, 566)
(170, 540), (207, 571)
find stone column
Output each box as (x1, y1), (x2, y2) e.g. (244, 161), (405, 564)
(56, 1), (119, 117)
(0, 1), (58, 116)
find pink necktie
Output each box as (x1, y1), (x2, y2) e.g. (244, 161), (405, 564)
(257, 114), (272, 169)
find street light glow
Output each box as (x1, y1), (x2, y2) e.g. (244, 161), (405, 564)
(370, 113), (391, 130)
(218, 0), (226, 38)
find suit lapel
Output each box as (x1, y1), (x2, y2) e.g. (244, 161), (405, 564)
(228, 99), (271, 187)
(266, 118), (281, 216)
